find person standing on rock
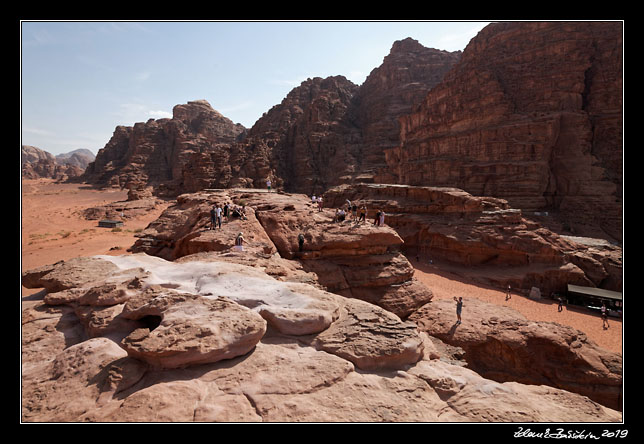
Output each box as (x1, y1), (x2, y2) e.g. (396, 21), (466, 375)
(223, 202), (229, 223)
(234, 232), (244, 252)
(266, 178), (272, 192)
(210, 206), (217, 230)
(506, 285), (512, 300)
(317, 196), (323, 212)
(558, 296), (564, 312)
(374, 209), (381, 226)
(454, 296), (464, 324)
(378, 210), (386, 227)
(358, 205), (366, 223)
(215, 204), (222, 229)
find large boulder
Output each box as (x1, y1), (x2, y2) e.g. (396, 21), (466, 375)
(120, 288), (267, 368)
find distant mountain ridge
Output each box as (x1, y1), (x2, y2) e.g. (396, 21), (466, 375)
(22, 145), (95, 180)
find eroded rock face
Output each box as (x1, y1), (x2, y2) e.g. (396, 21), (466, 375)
(22, 145), (87, 180)
(409, 297), (623, 411)
(130, 189), (433, 318)
(120, 289), (267, 369)
(81, 100), (247, 194)
(80, 39), (460, 198)
(323, 183), (622, 296)
(22, 253), (621, 422)
(383, 22), (622, 242)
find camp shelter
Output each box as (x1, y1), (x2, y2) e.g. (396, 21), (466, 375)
(98, 219), (124, 228)
(567, 284), (622, 317)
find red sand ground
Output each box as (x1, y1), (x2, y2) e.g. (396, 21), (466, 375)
(21, 179), (622, 354)
(412, 259), (622, 354)
(21, 179), (170, 283)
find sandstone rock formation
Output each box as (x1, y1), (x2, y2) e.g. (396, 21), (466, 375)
(350, 38), (461, 181)
(409, 297), (623, 411)
(80, 39), (460, 197)
(22, 253), (621, 422)
(77, 22), (621, 246)
(323, 183), (622, 296)
(81, 100), (247, 194)
(382, 22), (622, 242)
(129, 189), (433, 319)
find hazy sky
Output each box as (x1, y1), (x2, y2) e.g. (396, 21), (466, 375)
(21, 21), (490, 155)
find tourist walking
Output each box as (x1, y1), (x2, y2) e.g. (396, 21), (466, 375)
(373, 209), (381, 226)
(558, 296), (564, 312)
(266, 178), (272, 192)
(210, 206), (217, 230)
(601, 303), (609, 329)
(454, 297), (463, 324)
(317, 196), (323, 212)
(506, 285), (512, 301)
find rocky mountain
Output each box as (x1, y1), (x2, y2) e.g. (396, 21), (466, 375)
(81, 100), (247, 193)
(21, 145), (92, 180)
(80, 39), (461, 196)
(79, 22), (622, 242)
(383, 22), (622, 242)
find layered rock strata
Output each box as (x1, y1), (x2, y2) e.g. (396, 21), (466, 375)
(22, 254), (621, 422)
(382, 22), (622, 242)
(323, 183), (622, 296)
(80, 39), (460, 197)
(81, 100), (247, 194)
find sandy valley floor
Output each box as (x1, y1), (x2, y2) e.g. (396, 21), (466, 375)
(20, 179), (622, 354)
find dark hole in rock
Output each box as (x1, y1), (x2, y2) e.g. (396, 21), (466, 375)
(140, 315), (162, 331)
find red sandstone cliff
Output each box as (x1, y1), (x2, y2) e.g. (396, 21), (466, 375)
(382, 22), (622, 242)
(80, 39), (460, 197)
(81, 100), (247, 194)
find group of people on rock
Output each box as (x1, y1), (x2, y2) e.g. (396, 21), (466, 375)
(207, 202), (248, 253)
(209, 202), (248, 230)
(327, 198), (386, 227)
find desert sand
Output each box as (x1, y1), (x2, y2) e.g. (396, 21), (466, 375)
(20, 179), (622, 354)
(21, 179), (170, 287)
(412, 259), (622, 354)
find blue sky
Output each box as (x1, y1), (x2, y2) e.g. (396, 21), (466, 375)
(21, 21), (489, 156)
